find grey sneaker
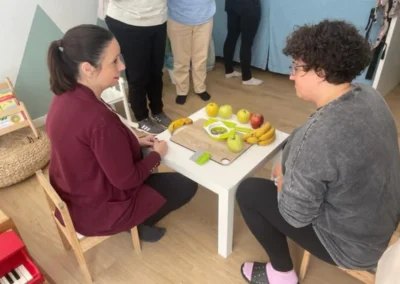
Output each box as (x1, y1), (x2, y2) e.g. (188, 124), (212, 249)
(138, 118), (165, 134)
(152, 112), (172, 128)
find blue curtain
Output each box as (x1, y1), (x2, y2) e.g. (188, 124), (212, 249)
(212, 0), (380, 84)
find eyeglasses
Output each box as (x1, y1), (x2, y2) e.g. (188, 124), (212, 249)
(289, 64), (307, 76)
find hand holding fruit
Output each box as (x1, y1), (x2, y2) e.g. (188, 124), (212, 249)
(153, 140), (168, 157)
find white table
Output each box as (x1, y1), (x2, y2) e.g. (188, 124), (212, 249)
(156, 107), (289, 258)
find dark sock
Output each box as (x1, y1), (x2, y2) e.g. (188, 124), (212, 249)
(176, 95), (187, 105)
(196, 91), (211, 101)
(137, 224), (166, 242)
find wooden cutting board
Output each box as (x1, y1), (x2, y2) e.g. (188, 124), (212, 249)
(170, 118), (252, 165)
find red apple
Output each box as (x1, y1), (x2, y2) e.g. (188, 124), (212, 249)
(250, 113), (264, 129)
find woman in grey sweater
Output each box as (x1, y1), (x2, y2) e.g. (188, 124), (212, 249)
(236, 20), (400, 284)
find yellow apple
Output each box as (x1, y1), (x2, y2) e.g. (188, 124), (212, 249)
(237, 109), (250, 124)
(206, 102), (219, 117)
(218, 104), (233, 119)
(227, 133), (244, 153)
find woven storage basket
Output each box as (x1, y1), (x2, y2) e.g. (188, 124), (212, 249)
(0, 128), (50, 188)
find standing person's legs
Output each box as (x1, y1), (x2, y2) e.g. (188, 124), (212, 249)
(105, 17), (164, 134)
(240, 5), (263, 85)
(167, 19), (193, 105)
(146, 22), (172, 127)
(236, 178), (335, 284)
(191, 19), (213, 101)
(223, 10), (242, 77)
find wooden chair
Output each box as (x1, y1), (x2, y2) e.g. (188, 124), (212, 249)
(299, 224), (400, 284)
(0, 77), (38, 138)
(35, 170), (141, 284)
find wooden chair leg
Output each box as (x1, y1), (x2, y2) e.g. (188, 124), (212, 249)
(299, 250), (311, 281)
(131, 226), (141, 252)
(71, 241), (93, 284)
(55, 224), (71, 251)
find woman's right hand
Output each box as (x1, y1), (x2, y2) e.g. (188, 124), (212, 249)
(153, 140), (168, 157)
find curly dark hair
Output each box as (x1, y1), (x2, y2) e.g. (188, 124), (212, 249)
(282, 20), (372, 84)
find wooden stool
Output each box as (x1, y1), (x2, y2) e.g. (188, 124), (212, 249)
(35, 170), (141, 284)
(299, 225), (400, 283)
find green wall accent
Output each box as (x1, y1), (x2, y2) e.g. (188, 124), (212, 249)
(15, 5), (63, 119)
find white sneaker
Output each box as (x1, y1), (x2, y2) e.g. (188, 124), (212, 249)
(242, 77), (263, 86)
(225, 71), (242, 79)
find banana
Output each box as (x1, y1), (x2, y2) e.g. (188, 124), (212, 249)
(259, 127), (275, 141)
(242, 132), (253, 140)
(246, 137), (259, 144)
(258, 134), (276, 146)
(254, 122), (272, 138)
(168, 117), (193, 134)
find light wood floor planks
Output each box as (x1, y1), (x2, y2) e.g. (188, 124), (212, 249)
(0, 61), (399, 284)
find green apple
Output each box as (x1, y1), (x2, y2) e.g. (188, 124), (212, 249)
(227, 133), (244, 153)
(237, 109), (250, 124)
(206, 102), (219, 117)
(218, 104), (233, 119)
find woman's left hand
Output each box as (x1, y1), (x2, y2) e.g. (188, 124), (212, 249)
(273, 163), (284, 192)
(139, 135), (157, 147)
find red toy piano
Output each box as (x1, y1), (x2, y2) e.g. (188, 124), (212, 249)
(0, 230), (44, 284)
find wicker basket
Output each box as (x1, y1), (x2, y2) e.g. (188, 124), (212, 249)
(0, 128), (50, 188)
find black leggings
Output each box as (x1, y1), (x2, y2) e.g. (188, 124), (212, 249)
(223, 7), (261, 81)
(236, 178), (336, 272)
(143, 172), (198, 225)
(105, 16), (166, 121)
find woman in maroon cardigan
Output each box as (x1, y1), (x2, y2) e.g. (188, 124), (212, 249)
(46, 24), (197, 242)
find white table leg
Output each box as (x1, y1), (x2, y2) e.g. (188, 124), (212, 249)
(218, 187), (236, 258)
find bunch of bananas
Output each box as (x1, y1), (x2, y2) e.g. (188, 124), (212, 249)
(168, 117), (193, 134)
(242, 122), (276, 146)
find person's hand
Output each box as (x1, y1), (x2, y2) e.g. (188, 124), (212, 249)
(272, 163), (283, 178)
(275, 176), (284, 192)
(139, 135), (157, 147)
(272, 163), (284, 192)
(153, 140), (168, 157)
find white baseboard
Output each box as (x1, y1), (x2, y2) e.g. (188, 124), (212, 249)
(33, 114), (47, 128)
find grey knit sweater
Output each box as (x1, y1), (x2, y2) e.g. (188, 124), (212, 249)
(278, 84), (400, 269)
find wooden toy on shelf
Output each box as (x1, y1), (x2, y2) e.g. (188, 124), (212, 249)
(0, 77), (38, 138)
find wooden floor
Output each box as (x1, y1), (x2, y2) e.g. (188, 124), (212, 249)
(1, 61), (399, 284)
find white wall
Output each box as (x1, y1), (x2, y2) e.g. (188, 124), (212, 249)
(0, 0), (98, 85)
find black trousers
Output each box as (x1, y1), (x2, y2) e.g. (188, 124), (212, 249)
(236, 178), (336, 272)
(143, 172), (198, 225)
(223, 6), (261, 81)
(105, 16), (166, 121)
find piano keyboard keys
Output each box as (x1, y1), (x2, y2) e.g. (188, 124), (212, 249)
(1, 265), (33, 284)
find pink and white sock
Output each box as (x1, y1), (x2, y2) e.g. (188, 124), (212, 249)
(242, 262), (298, 284)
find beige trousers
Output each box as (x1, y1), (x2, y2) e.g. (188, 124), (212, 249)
(167, 18), (213, 96)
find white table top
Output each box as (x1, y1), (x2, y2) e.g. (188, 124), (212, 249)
(156, 108), (290, 194)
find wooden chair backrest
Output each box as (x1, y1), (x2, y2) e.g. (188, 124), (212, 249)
(35, 170), (78, 240)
